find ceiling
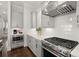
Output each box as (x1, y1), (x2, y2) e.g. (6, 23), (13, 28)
(24, 1), (44, 11)
(24, 1), (43, 6)
(10, 1), (44, 11)
(0, 1), (44, 14)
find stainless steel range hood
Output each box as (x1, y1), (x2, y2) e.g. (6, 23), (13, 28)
(42, 1), (76, 17)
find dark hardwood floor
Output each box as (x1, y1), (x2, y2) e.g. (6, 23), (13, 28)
(8, 47), (36, 57)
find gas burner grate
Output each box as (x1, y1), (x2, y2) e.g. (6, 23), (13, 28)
(44, 37), (78, 49)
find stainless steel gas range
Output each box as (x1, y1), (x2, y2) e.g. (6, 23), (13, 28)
(42, 37), (79, 57)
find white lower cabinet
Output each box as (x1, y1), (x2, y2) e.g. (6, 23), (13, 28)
(35, 40), (42, 57)
(27, 35), (33, 51)
(27, 35), (42, 57)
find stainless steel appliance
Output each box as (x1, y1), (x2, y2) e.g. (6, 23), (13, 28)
(42, 1), (76, 17)
(42, 37), (78, 57)
(11, 35), (24, 49)
(12, 35), (23, 41)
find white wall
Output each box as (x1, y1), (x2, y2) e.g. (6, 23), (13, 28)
(52, 13), (79, 42)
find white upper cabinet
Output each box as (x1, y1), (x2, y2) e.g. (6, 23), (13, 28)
(41, 2), (55, 28)
(41, 14), (55, 28)
(11, 2), (23, 28)
(76, 1), (79, 24)
(76, 1), (79, 15)
(31, 11), (37, 28)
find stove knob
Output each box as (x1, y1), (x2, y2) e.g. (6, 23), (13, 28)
(57, 49), (62, 53)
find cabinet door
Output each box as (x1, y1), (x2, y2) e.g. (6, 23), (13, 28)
(31, 12), (37, 28)
(41, 14), (49, 28)
(31, 37), (36, 54)
(27, 35), (32, 49)
(35, 39), (42, 57)
(18, 13), (23, 28)
(27, 35), (42, 57)
(27, 35), (36, 54)
(12, 12), (23, 28)
(11, 11), (19, 28)
(11, 2), (23, 28)
(41, 14), (55, 28)
(76, 2), (79, 24)
(27, 35), (30, 47)
(76, 1), (79, 15)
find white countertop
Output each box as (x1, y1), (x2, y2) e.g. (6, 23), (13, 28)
(71, 44), (79, 57)
(27, 28), (55, 40)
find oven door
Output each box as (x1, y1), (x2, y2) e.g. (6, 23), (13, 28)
(43, 48), (56, 57)
(42, 40), (66, 57)
(13, 36), (23, 41)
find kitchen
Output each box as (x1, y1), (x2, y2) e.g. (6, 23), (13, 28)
(0, 1), (79, 57)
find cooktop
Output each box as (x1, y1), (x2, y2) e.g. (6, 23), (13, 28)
(44, 37), (78, 49)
